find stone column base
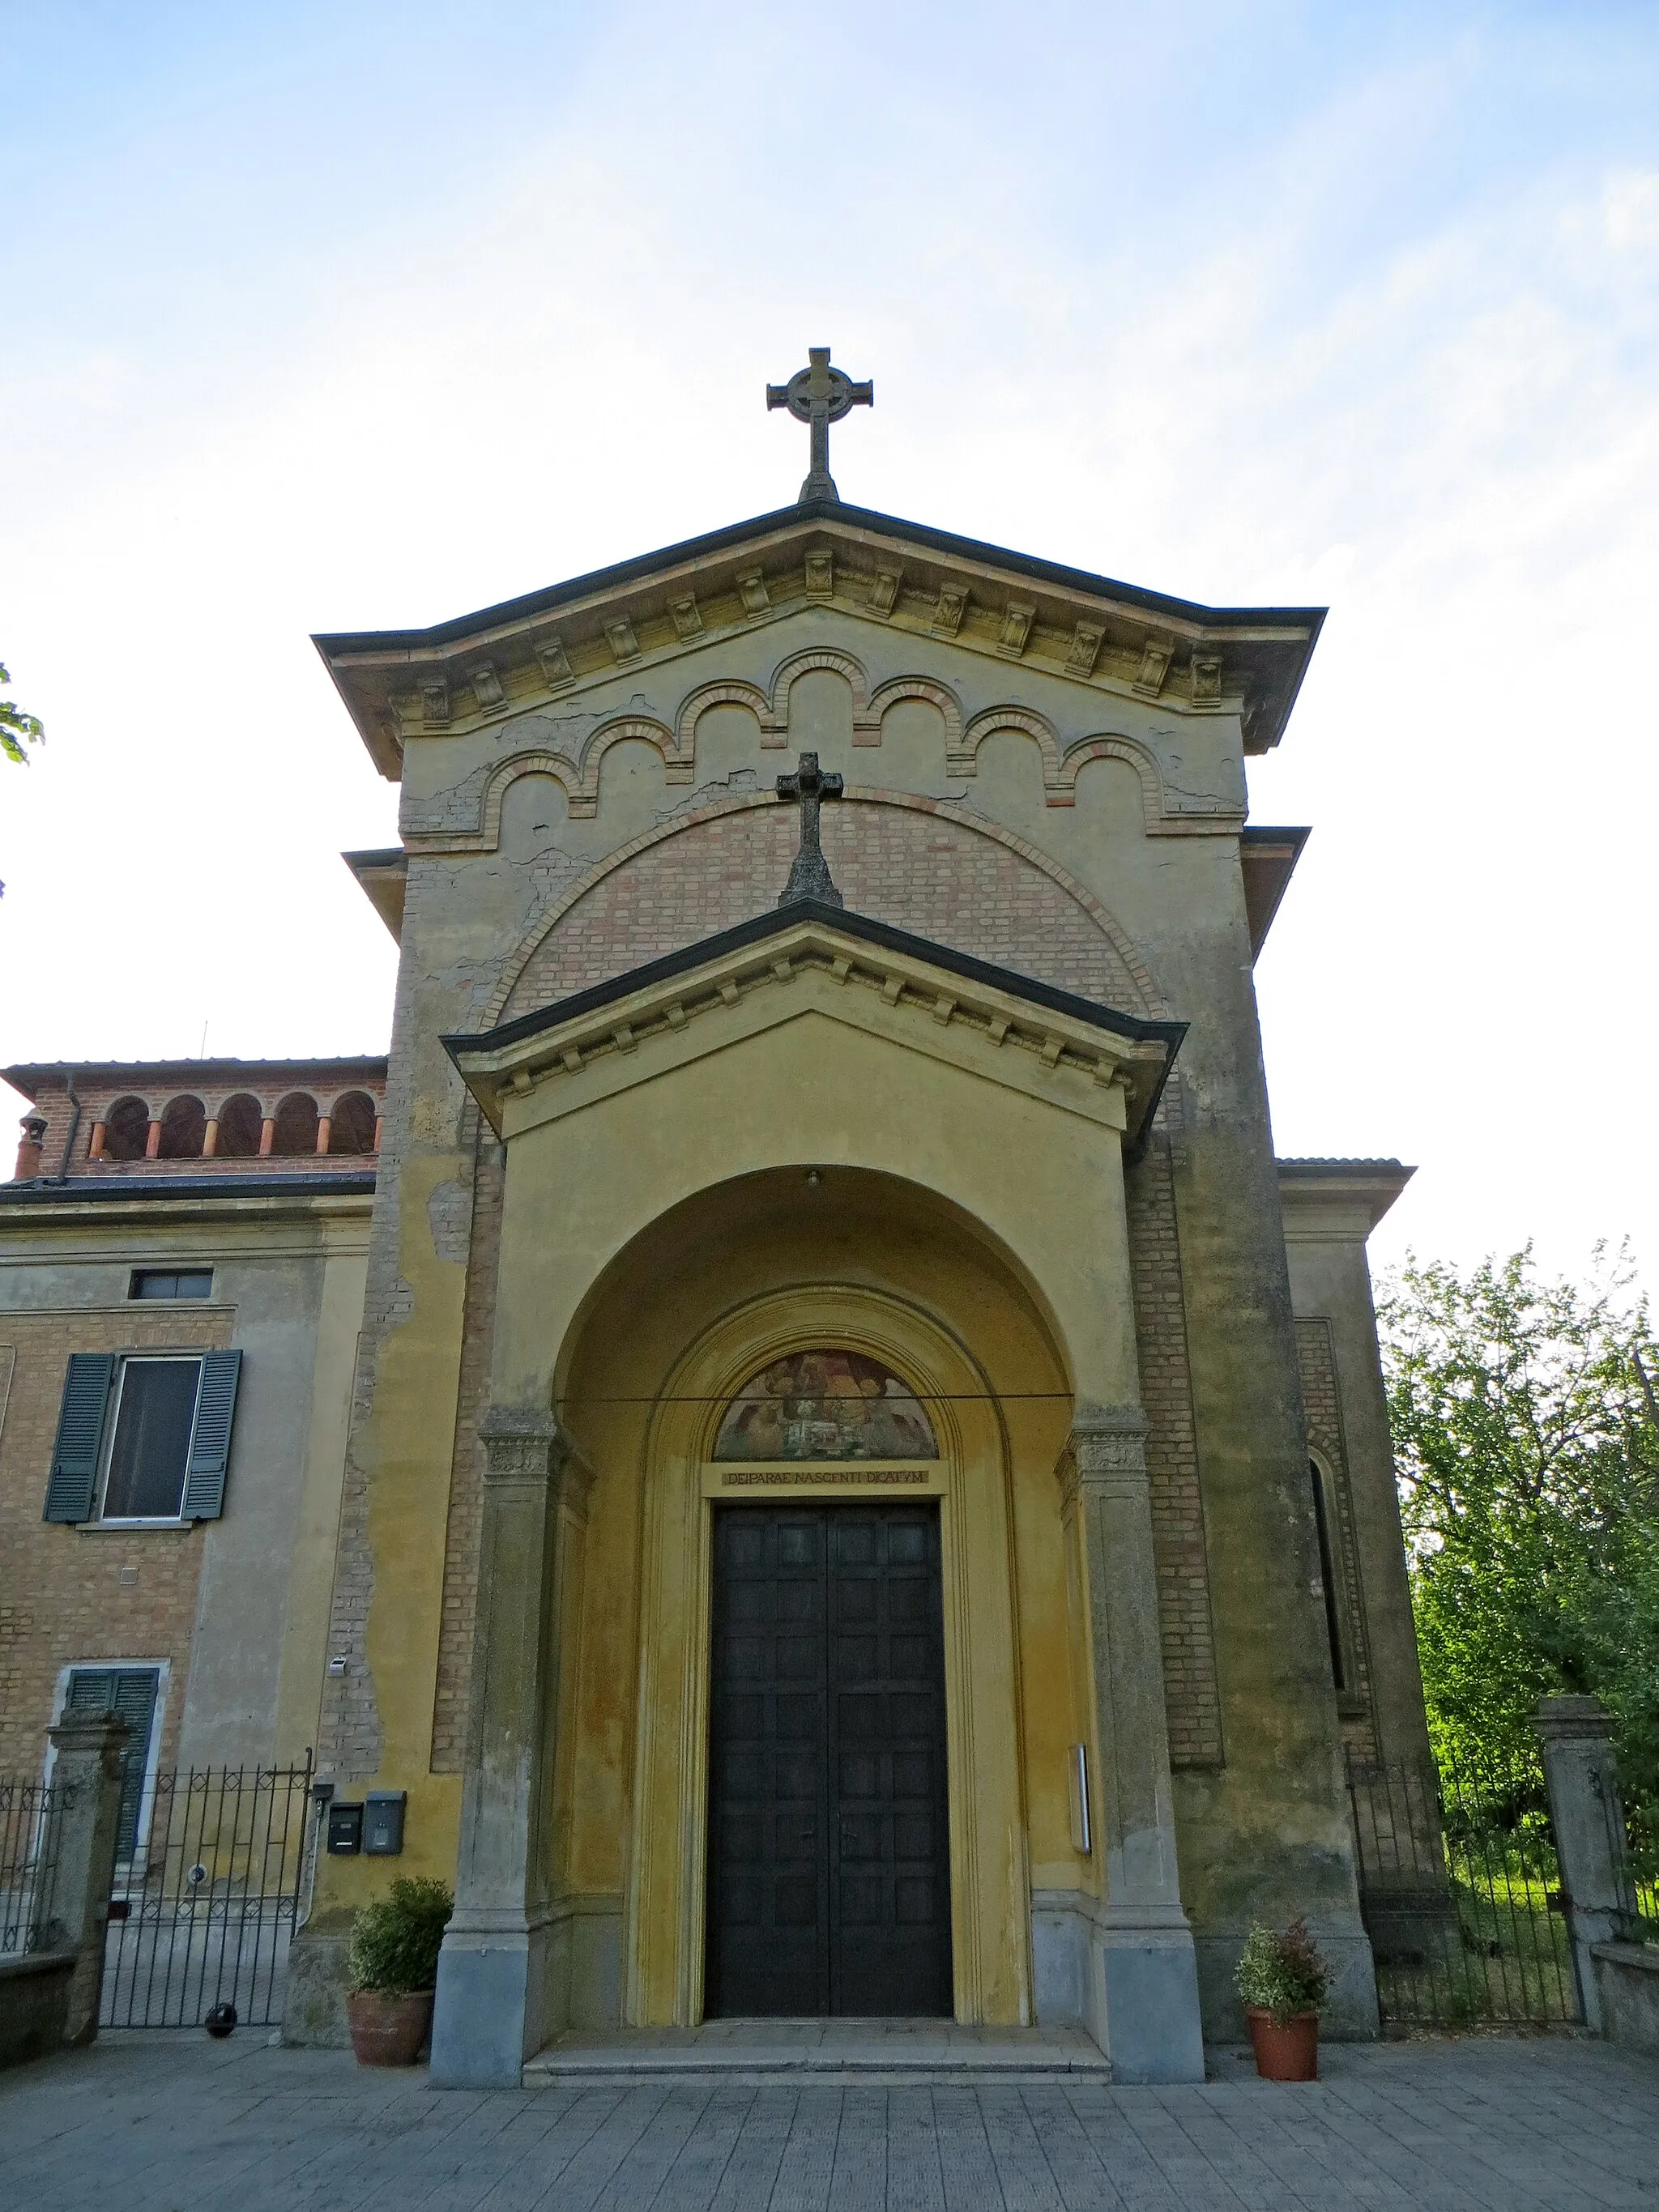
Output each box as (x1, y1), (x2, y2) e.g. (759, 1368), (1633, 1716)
(1030, 1894), (1205, 2082)
(1094, 1908), (1206, 2083)
(429, 1916), (554, 2088)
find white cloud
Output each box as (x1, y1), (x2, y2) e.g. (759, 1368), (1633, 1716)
(1, 1), (1655, 1285)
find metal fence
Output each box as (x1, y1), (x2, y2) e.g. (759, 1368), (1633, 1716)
(102, 1756), (314, 2028)
(1593, 1761), (1659, 1946)
(0, 1773), (69, 1958)
(1346, 1747), (1580, 2029)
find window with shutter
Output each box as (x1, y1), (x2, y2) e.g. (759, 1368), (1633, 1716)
(45, 1349), (243, 1525)
(181, 1349), (241, 1522)
(64, 1667), (160, 1860)
(103, 1359), (203, 1520)
(44, 1354), (116, 1523)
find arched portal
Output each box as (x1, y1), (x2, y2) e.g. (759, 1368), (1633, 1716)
(548, 1169), (1075, 2032)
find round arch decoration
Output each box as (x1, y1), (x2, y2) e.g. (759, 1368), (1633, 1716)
(625, 1281), (1032, 2030)
(484, 786), (1167, 1026)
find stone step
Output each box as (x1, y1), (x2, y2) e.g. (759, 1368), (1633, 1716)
(522, 2023), (1112, 2088)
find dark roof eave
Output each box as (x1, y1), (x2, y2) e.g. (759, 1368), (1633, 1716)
(0, 1171), (377, 1207)
(5, 1057), (389, 1097)
(312, 497), (1327, 658)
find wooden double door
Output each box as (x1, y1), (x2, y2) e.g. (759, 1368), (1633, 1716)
(705, 1502), (953, 2017)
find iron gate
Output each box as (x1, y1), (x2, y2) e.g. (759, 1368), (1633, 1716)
(1346, 1746), (1580, 2030)
(102, 1756), (314, 2028)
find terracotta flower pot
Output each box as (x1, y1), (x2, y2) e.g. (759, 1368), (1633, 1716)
(347, 1987), (434, 2066)
(1245, 2005), (1319, 2082)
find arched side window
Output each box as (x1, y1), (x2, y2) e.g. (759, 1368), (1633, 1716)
(104, 1097), (151, 1161)
(328, 1091), (377, 1155)
(272, 1093), (319, 1156)
(156, 1095), (207, 1160)
(713, 1349), (937, 1461)
(1308, 1458), (1348, 1693)
(216, 1093), (263, 1158)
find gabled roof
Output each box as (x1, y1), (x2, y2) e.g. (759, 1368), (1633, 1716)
(316, 497), (1324, 778)
(445, 898), (1185, 1157)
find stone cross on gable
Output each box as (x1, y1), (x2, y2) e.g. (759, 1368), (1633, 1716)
(777, 751), (844, 908)
(766, 347), (873, 503)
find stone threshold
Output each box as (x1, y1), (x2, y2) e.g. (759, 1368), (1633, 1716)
(522, 2018), (1111, 2087)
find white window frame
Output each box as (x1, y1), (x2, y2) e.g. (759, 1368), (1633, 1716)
(45, 1659), (172, 1878)
(96, 1354), (207, 1528)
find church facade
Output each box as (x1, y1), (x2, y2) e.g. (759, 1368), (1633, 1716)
(1, 381), (1427, 2082)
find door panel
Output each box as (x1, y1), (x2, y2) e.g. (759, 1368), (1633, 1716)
(706, 1502), (952, 2018)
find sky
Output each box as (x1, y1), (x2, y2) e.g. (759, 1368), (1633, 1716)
(2, 0), (1656, 1287)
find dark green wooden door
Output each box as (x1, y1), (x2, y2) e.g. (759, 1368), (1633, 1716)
(705, 1502), (952, 2017)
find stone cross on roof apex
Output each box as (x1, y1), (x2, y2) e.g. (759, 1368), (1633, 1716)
(776, 752), (843, 908)
(766, 347), (873, 503)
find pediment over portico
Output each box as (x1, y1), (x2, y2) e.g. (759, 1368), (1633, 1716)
(444, 900), (1183, 1153)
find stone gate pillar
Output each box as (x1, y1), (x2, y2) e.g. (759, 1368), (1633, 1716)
(1537, 1694), (1635, 2035)
(1062, 1404), (1206, 2083)
(429, 1409), (591, 2087)
(41, 1712), (129, 2045)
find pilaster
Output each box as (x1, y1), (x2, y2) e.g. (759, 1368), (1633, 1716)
(1060, 1404), (1205, 2082)
(429, 1408), (592, 2086)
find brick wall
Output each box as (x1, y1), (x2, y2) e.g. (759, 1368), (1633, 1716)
(429, 1133), (504, 1774)
(504, 796), (1154, 1022)
(1126, 1137), (1223, 1769)
(0, 1306), (234, 1773)
(1294, 1317), (1379, 1761)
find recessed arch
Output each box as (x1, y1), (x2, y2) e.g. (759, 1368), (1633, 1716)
(1056, 733), (1168, 827)
(539, 1190), (1064, 2030)
(954, 706), (1064, 797)
(215, 1093), (263, 1158)
(869, 675), (962, 752)
(474, 752), (582, 853)
(713, 1346), (939, 1461)
(271, 1092), (319, 1156)
(766, 646), (875, 743)
(328, 1090), (378, 1155)
(576, 714), (691, 816)
(486, 786), (1165, 1027)
(674, 679), (770, 761)
(102, 1097), (151, 1161)
(156, 1094), (207, 1160)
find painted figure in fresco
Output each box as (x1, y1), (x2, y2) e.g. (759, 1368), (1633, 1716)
(713, 1349), (936, 1460)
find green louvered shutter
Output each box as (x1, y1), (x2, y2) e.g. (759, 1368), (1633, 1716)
(181, 1349), (241, 1521)
(44, 1353), (116, 1523)
(66, 1667), (160, 1858)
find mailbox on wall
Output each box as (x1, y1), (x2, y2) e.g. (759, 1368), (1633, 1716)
(364, 1789), (407, 1856)
(326, 1801), (364, 1855)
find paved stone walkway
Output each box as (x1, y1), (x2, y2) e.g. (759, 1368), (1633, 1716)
(4, 2030), (1657, 2210)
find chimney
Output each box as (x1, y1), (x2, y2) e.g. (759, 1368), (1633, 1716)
(14, 1113), (47, 1180)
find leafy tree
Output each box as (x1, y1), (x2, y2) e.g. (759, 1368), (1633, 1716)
(1, 663), (44, 766)
(1379, 1247), (1659, 1866)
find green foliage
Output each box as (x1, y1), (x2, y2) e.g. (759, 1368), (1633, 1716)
(347, 1877), (453, 1995)
(1, 663), (45, 767)
(1234, 1918), (1329, 2022)
(1379, 1247), (1659, 1876)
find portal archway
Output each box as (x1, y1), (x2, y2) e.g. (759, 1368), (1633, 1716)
(548, 1167), (1078, 2032)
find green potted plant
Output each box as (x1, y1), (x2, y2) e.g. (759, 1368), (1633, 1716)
(345, 1877), (453, 2065)
(1233, 1917), (1329, 2080)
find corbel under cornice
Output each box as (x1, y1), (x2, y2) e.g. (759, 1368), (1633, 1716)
(315, 501), (1323, 779)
